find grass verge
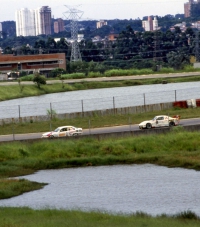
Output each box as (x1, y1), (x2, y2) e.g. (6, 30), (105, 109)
(1, 74), (200, 101)
(1, 106), (200, 135)
(0, 208), (200, 227)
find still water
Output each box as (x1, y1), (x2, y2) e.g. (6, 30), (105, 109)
(0, 81), (200, 118)
(1, 164), (200, 216)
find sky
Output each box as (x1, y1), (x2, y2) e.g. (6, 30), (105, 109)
(0, 0), (187, 22)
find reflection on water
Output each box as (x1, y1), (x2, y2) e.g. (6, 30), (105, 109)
(1, 164), (200, 216)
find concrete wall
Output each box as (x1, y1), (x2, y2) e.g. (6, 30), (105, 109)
(193, 62), (200, 68)
(0, 102), (173, 125)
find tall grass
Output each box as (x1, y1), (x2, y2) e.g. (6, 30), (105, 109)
(0, 179), (47, 199)
(1, 129), (200, 178)
(60, 73), (85, 79)
(19, 74), (34, 81)
(0, 208), (200, 227)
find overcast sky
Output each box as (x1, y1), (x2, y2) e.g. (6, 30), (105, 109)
(1, 0), (186, 22)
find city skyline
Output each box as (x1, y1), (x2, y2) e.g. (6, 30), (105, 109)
(1, 0), (186, 22)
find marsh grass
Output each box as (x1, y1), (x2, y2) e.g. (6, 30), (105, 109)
(0, 178), (47, 199)
(1, 130), (200, 178)
(0, 208), (200, 227)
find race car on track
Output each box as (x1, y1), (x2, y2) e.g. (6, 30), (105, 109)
(42, 126), (83, 138)
(139, 115), (180, 129)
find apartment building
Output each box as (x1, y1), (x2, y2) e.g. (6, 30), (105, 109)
(54, 18), (65, 33)
(142, 16), (158, 31)
(184, 0), (200, 17)
(15, 8), (36, 36)
(96, 20), (107, 29)
(15, 6), (52, 37)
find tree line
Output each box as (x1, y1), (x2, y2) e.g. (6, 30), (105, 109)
(0, 15), (200, 73)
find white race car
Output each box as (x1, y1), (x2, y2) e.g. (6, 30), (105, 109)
(42, 126), (82, 138)
(139, 115), (180, 129)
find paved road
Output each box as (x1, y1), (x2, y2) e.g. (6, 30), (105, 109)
(1, 117), (199, 142)
(1, 72), (200, 86)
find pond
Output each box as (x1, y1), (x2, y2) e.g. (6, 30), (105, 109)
(1, 164), (200, 216)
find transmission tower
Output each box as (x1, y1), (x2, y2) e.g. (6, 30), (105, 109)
(63, 5), (83, 62)
(153, 30), (160, 62)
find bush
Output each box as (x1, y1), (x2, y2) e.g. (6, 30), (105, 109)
(33, 73), (46, 88)
(60, 73), (85, 80)
(19, 74), (34, 81)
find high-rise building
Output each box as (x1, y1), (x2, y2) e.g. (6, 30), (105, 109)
(184, 0), (200, 17)
(0, 23), (2, 38)
(15, 6), (52, 37)
(15, 8), (36, 36)
(54, 18), (65, 33)
(142, 16), (158, 31)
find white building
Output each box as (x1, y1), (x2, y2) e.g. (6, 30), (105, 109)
(15, 6), (51, 37)
(96, 20), (107, 29)
(142, 16), (158, 31)
(0, 23), (2, 38)
(15, 8), (36, 36)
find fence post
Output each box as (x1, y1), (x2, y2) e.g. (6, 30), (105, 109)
(129, 117), (132, 131)
(50, 103), (52, 120)
(81, 100), (84, 117)
(12, 125), (15, 141)
(113, 96), (115, 114)
(143, 93), (146, 112)
(18, 105), (20, 120)
(88, 119), (91, 135)
(175, 90), (177, 102)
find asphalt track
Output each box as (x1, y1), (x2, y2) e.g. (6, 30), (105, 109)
(0, 117), (200, 142)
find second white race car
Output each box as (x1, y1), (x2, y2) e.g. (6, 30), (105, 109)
(139, 115), (180, 129)
(42, 125), (83, 138)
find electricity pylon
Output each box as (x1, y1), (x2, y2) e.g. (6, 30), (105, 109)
(63, 5), (83, 62)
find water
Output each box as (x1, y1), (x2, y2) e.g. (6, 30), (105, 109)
(1, 164), (200, 216)
(0, 81), (200, 118)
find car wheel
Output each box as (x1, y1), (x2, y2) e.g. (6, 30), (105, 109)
(146, 123), (152, 129)
(73, 133), (78, 136)
(169, 121), (175, 127)
(50, 135), (54, 138)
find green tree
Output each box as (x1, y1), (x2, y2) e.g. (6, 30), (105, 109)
(33, 73), (46, 88)
(167, 51), (190, 70)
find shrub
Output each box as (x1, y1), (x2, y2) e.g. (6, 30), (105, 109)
(19, 74), (34, 81)
(60, 73), (85, 80)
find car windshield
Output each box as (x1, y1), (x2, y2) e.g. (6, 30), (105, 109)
(152, 117), (157, 121)
(54, 127), (60, 132)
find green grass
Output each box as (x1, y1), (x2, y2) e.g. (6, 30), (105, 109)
(0, 208), (200, 227)
(0, 179), (47, 199)
(1, 128), (200, 178)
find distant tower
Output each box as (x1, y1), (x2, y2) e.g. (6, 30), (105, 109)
(35, 6), (52, 36)
(54, 18), (65, 33)
(15, 8), (36, 36)
(153, 16), (158, 31)
(63, 5), (83, 62)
